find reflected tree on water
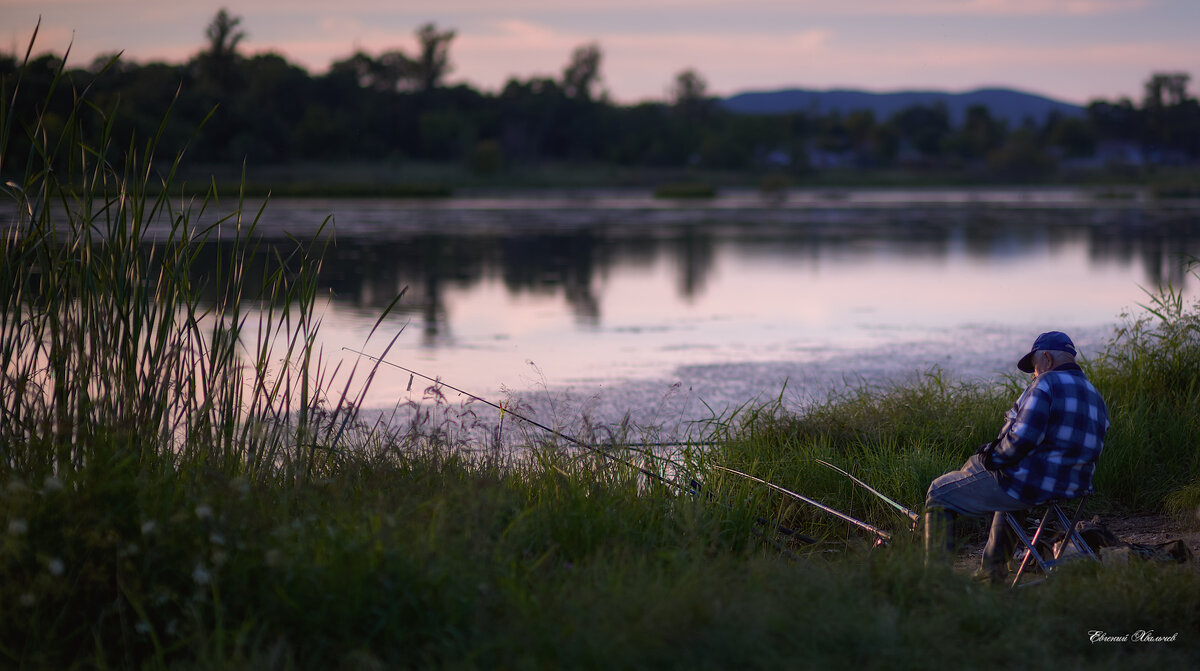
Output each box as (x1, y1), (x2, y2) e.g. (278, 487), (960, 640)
(674, 226), (716, 300)
(165, 210), (1198, 348)
(501, 233), (601, 325)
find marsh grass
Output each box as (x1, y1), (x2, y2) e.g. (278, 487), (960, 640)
(1089, 274), (1200, 514)
(690, 375), (1011, 544)
(3, 40), (1200, 669)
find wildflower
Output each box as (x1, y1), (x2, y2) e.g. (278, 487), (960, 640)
(195, 504), (213, 521)
(209, 532), (226, 546)
(192, 563), (212, 586)
(141, 520), (158, 535)
(47, 558), (64, 576)
(135, 621), (152, 635)
(7, 519), (27, 535)
(42, 476), (64, 493)
(19, 593), (35, 607)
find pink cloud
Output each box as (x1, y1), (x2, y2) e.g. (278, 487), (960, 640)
(804, 0), (1153, 15)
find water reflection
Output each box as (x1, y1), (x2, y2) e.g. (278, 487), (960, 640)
(177, 205), (1200, 344)
(172, 193), (1200, 420)
(294, 205), (1200, 348)
(309, 228), (715, 343)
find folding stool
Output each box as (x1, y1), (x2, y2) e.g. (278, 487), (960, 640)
(1002, 497), (1098, 587)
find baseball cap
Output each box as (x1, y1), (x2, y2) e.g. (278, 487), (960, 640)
(1017, 331), (1076, 373)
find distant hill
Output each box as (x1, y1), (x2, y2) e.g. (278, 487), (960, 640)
(720, 87), (1084, 126)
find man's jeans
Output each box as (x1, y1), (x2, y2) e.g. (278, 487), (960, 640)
(926, 454), (1030, 574)
(926, 454), (1027, 516)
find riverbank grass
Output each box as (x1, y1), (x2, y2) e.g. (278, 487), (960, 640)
(3, 41), (1200, 669)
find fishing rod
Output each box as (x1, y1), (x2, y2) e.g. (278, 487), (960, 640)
(815, 459), (920, 528)
(344, 349), (875, 548)
(644, 446), (909, 539)
(342, 347), (691, 492)
(712, 465), (892, 545)
(629, 447), (914, 535)
(343, 349), (821, 546)
(681, 476), (819, 548)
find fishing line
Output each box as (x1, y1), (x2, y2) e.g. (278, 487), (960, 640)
(713, 465), (892, 544)
(635, 447), (913, 538)
(342, 348), (892, 547)
(341, 347), (690, 492)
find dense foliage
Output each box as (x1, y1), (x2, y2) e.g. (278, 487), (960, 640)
(3, 15), (1199, 184)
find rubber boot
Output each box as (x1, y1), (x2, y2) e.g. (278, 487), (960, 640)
(923, 507), (956, 568)
(977, 511), (1014, 585)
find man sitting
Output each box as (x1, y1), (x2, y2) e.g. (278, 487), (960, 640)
(924, 331), (1110, 582)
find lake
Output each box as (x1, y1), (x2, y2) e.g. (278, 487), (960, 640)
(213, 187), (1200, 439)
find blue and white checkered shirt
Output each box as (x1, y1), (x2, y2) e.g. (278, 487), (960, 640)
(984, 363), (1109, 504)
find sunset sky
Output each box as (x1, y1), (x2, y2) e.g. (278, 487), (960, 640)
(4, 0), (1198, 105)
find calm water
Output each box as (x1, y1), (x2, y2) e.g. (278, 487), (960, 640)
(210, 187), (1200, 436)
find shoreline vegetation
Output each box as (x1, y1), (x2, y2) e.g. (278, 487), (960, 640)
(8, 9), (1200, 205)
(4, 37), (1200, 671)
(175, 160), (1200, 201)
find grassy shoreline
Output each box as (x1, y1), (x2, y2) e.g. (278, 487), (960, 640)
(4, 44), (1200, 670)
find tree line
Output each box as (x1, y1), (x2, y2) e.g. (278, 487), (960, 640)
(3, 10), (1198, 182)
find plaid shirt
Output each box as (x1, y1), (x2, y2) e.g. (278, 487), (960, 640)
(984, 363), (1109, 504)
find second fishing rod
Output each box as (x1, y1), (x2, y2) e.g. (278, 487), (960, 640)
(344, 348), (899, 545)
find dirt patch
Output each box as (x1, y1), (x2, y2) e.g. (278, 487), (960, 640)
(953, 512), (1200, 574)
(1102, 513), (1200, 551)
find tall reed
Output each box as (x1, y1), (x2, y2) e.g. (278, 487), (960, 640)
(0, 29), (367, 486)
